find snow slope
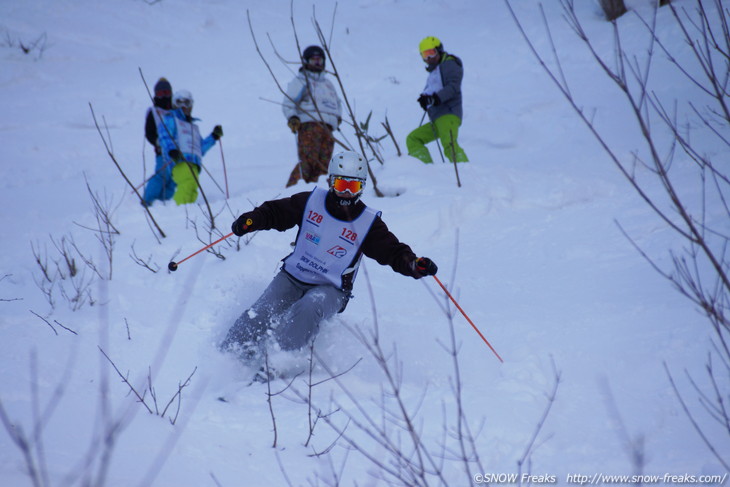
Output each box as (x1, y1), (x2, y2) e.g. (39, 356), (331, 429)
(0, 0), (728, 485)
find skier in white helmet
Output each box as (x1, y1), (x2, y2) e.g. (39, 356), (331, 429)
(221, 151), (438, 376)
(157, 89), (224, 205)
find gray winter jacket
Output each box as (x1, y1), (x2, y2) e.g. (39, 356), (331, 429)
(422, 53), (464, 122)
(282, 68), (342, 129)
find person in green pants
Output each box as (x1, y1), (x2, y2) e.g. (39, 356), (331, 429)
(406, 36), (468, 164)
(158, 89), (223, 205)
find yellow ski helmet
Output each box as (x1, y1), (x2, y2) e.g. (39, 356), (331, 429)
(419, 36), (443, 57)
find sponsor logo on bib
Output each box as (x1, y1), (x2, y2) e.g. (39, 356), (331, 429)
(305, 232), (320, 245)
(327, 245), (347, 258)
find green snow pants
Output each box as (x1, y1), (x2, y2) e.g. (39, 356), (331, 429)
(171, 161), (201, 205)
(406, 114), (468, 164)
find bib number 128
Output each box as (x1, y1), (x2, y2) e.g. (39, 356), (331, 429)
(307, 211), (323, 224)
(341, 228), (357, 241)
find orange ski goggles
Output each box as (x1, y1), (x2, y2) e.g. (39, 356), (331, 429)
(331, 176), (364, 195)
(421, 48), (439, 61)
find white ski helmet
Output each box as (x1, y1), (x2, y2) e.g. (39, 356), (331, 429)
(173, 89), (194, 110)
(328, 151), (368, 181)
(328, 151), (368, 202)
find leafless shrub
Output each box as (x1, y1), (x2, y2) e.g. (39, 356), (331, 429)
(58, 267), (95, 311)
(665, 357), (730, 471)
(29, 310), (78, 336)
(32, 233), (101, 312)
(31, 243), (56, 309)
(31, 175), (121, 310)
(99, 347), (197, 425)
(246, 4), (386, 196)
(254, 348), (303, 449)
(30, 309), (59, 336)
(68, 237), (104, 281)
(1, 29), (50, 60)
(1, 311), (200, 486)
(51, 233), (107, 309)
(129, 241), (160, 273)
(75, 175), (121, 237)
(306, 318), (497, 485)
(357, 111), (387, 159)
(33, 277), (55, 311)
(49, 235), (77, 279)
(506, 0), (730, 467)
(31, 243), (54, 284)
(309, 17), (388, 192)
(186, 204), (235, 261)
(282, 341), (358, 453)
(311, 341), (445, 485)
(72, 175), (121, 280)
(282, 256), (559, 486)
(89, 102), (166, 239)
(0, 274), (22, 303)
(382, 115), (402, 157)
(517, 358), (561, 485)
(31, 235), (96, 311)
(0, 348), (125, 487)
(302, 346), (357, 451)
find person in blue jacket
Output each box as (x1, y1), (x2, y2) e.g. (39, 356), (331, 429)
(142, 77), (175, 206)
(157, 89), (223, 205)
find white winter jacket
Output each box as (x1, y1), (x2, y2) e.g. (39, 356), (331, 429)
(282, 69), (342, 129)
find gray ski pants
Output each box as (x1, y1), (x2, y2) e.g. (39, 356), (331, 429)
(220, 270), (348, 354)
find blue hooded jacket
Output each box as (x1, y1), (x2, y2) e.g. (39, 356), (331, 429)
(158, 108), (216, 167)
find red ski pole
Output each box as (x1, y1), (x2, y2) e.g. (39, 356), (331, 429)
(168, 232), (234, 271)
(433, 275), (504, 363)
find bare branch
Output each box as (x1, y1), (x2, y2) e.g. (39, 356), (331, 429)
(89, 102), (166, 239)
(129, 241), (161, 273)
(665, 362), (730, 470)
(99, 346), (154, 414)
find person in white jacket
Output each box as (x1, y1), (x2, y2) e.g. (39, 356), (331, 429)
(282, 45), (343, 187)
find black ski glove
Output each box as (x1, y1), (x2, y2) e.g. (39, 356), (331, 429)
(232, 213), (255, 236)
(168, 149), (183, 162)
(212, 125), (223, 140)
(417, 94), (440, 111)
(411, 257), (438, 278)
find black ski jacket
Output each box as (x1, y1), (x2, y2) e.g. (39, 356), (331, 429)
(238, 190), (421, 280)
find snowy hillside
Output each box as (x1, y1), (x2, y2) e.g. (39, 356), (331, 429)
(0, 0), (728, 485)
